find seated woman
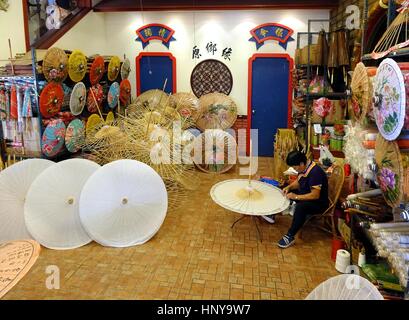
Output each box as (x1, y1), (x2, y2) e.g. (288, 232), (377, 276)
(277, 151), (329, 249)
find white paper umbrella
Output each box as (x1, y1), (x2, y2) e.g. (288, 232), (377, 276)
(210, 179), (290, 216)
(24, 159), (100, 250)
(0, 159), (54, 242)
(79, 159), (168, 247)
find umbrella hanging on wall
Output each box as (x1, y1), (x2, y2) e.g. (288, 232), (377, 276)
(65, 119), (85, 153)
(119, 79), (131, 106)
(39, 82), (64, 118)
(87, 83), (104, 114)
(107, 56), (121, 82)
(79, 159), (168, 248)
(107, 82), (119, 109)
(24, 159), (100, 250)
(0, 159), (54, 243)
(89, 55), (105, 85)
(121, 58), (131, 80)
(41, 119), (66, 158)
(69, 82), (87, 116)
(42, 47), (68, 83)
(68, 49), (87, 83)
(196, 93), (237, 131)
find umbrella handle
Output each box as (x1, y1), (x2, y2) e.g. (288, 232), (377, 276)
(89, 87), (104, 121)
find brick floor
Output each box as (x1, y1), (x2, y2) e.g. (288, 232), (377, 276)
(2, 158), (338, 300)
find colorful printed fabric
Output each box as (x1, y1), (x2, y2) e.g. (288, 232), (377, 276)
(42, 119), (66, 158)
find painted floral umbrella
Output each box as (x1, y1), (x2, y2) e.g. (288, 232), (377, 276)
(196, 93), (237, 131)
(107, 56), (121, 81)
(65, 118), (85, 153)
(42, 47), (68, 83)
(193, 129), (237, 174)
(68, 50), (87, 82)
(121, 58), (131, 80)
(119, 79), (131, 105)
(313, 97), (333, 126)
(41, 118), (66, 158)
(107, 82), (119, 109)
(89, 55), (105, 85)
(351, 63), (376, 125)
(69, 82), (87, 116)
(375, 135), (403, 207)
(39, 82), (64, 118)
(170, 92), (201, 129)
(87, 83), (104, 113)
(373, 58), (406, 141)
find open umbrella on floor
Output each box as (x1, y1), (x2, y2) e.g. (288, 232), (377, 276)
(79, 159), (168, 247)
(24, 159), (100, 250)
(0, 159), (54, 242)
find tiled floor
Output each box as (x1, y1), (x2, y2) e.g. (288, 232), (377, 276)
(3, 158), (338, 300)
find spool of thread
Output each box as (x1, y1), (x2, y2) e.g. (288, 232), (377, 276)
(358, 252), (366, 267)
(335, 249), (351, 273)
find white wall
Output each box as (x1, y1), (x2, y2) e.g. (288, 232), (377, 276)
(50, 9), (330, 114)
(0, 1), (26, 65)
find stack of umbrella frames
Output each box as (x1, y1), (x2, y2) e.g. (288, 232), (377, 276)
(36, 47), (131, 159)
(0, 158), (168, 249)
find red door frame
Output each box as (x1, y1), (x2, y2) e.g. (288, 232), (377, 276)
(135, 52), (177, 96)
(247, 53), (293, 155)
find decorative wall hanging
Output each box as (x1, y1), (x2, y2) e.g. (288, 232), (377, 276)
(107, 56), (121, 82)
(39, 82), (64, 118)
(89, 55), (105, 85)
(69, 82), (86, 116)
(190, 59), (233, 98)
(249, 23), (295, 50)
(0, 159), (54, 243)
(68, 50), (87, 82)
(0, 240), (41, 299)
(107, 82), (120, 109)
(65, 119), (85, 153)
(121, 58), (131, 80)
(135, 23), (176, 49)
(87, 84), (104, 114)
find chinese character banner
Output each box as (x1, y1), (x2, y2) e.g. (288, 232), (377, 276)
(135, 23), (176, 49)
(249, 23), (295, 50)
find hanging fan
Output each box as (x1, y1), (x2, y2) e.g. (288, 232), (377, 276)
(193, 129), (237, 174)
(107, 56), (121, 81)
(0, 240), (41, 299)
(196, 93), (237, 131)
(42, 47), (68, 83)
(371, 2), (409, 59)
(69, 82), (86, 116)
(121, 58), (131, 80)
(24, 159), (100, 250)
(170, 92), (201, 129)
(105, 111), (115, 124)
(305, 274), (383, 300)
(107, 82), (119, 109)
(65, 119), (85, 153)
(351, 63), (374, 124)
(89, 55), (105, 85)
(375, 135), (404, 207)
(119, 79), (131, 105)
(39, 82), (64, 118)
(373, 58), (406, 141)
(211, 179), (290, 215)
(86, 114), (104, 138)
(79, 159), (168, 248)
(0, 159), (54, 243)
(42, 119), (66, 158)
(87, 83), (104, 113)
(68, 49), (87, 82)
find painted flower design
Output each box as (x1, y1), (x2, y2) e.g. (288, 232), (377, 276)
(180, 108), (192, 118)
(379, 167), (396, 192)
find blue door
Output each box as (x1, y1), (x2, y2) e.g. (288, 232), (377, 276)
(136, 53), (176, 95)
(249, 54), (292, 157)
